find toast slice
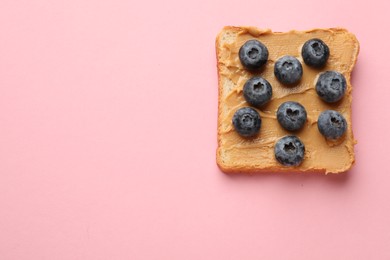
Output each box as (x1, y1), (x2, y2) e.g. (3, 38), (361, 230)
(216, 26), (359, 174)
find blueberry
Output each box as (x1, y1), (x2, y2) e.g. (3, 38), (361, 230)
(274, 135), (305, 166)
(302, 38), (330, 68)
(316, 71), (346, 103)
(317, 110), (347, 139)
(239, 40), (269, 70)
(232, 107), (261, 137)
(274, 56), (303, 85)
(276, 101), (307, 131)
(243, 77), (272, 107)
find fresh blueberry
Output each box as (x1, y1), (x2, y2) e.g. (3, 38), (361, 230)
(243, 77), (272, 107)
(317, 110), (347, 139)
(232, 107), (261, 137)
(316, 71), (346, 103)
(301, 38), (330, 68)
(239, 40), (269, 70)
(274, 56), (303, 85)
(274, 135), (305, 166)
(276, 101), (307, 131)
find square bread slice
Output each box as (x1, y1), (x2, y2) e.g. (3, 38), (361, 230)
(216, 26), (359, 174)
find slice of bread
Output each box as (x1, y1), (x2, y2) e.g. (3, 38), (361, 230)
(216, 26), (359, 174)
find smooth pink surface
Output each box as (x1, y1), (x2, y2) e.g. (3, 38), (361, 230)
(0, 0), (389, 259)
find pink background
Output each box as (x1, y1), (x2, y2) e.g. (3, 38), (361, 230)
(0, 0), (389, 259)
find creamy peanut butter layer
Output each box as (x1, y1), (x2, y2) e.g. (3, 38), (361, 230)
(216, 27), (359, 174)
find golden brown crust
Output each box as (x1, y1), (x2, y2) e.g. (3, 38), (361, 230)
(216, 26), (359, 174)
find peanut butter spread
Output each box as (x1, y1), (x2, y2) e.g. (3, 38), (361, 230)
(217, 27), (359, 173)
